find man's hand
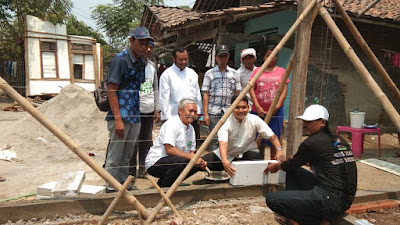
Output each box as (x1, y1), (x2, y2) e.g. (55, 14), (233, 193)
(203, 114), (210, 126)
(195, 158), (207, 169)
(264, 162), (281, 174)
(256, 106), (267, 117)
(154, 111), (161, 124)
(222, 160), (236, 176)
(114, 119), (125, 138)
(276, 150), (286, 162)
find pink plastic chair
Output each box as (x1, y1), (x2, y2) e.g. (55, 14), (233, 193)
(336, 126), (381, 158)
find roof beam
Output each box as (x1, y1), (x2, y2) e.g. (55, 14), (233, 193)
(357, 0), (381, 18)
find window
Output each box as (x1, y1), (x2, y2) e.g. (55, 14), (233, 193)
(71, 43), (94, 80)
(73, 54), (83, 79)
(40, 42), (57, 78)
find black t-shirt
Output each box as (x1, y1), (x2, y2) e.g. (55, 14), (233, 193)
(281, 130), (357, 195)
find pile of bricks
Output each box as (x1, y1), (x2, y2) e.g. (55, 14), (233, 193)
(346, 200), (400, 214)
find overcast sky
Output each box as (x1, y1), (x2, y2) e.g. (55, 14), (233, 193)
(71, 0), (196, 32)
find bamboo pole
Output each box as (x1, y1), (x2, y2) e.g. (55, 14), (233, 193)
(318, 3), (400, 130)
(256, 54), (294, 151)
(144, 0), (318, 224)
(0, 77), (149, 218)
(145, 174), (182, 218)
(332, 0), (400, 100)
(99, 175), (134, 225)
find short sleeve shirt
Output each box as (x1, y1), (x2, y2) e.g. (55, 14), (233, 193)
(250, 67), (289, 112)
(201, 66), (241, 114)
(145, 116), (196, 170)
(106, 49), (145, 124)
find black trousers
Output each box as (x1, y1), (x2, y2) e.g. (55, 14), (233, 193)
(147, 155), (202, 187)
(266, 168), (353, 225)
(201, 150), (262, 171)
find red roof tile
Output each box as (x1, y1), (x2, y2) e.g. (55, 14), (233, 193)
(338, 0), (400, 20)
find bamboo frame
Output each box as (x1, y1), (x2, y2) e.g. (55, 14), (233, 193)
(332, 0), (400, 100)
(318, 3), (400, 130)
(0, 77), (149, 219)
(143, 0), (318, 223)
(99, 175), (134, 225)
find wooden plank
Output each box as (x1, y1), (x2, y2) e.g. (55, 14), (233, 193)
(67, 40), (74, 84)
(287, 0), (317, 157)
(92, 43), (99, 87)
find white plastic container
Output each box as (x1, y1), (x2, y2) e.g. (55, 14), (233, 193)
(349, 112), (366, 128)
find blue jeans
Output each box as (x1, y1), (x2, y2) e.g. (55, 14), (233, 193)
(266, 168), (353, 224)
(208, 112), (224, 151)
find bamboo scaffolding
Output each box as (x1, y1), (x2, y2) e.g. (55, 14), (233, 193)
(143, 0), (318, 223)
(99, 176), (135, 225)
(318, 3), (400, 130)
(0, 77), (149, 219)
(332, 0), (400, 100)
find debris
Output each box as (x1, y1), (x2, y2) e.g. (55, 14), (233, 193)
(36, 137), (48, 143)
(249, 205), (273, 214)
(51, 171), (85, 198)
(170, 217), (184, 225)
(0, 145), (17, 161)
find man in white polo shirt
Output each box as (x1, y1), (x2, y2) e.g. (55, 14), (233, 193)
(202, 94), (285, 176)
(145, 98), (207, 187)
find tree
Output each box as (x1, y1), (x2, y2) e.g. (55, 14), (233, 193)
(0, 0), (72, 61)
(66, 15), (107, 45)
(91, 0), (164, 50)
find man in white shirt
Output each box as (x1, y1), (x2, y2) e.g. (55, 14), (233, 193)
(145, 98), (207, 187)
(202, 95), (285, 176)
(130, 41), (160, 177)
(237, 48), (257, 106)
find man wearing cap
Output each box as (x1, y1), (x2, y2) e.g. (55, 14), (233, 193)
(237, 48), (257, 106)
(129, 41), (160, 177)
(104, 27), (153, 192)
(202, 44), (241, 150)
(264, 105), (357, 225)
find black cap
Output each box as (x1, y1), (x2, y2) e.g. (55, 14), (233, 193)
(216, 44), (229, 56)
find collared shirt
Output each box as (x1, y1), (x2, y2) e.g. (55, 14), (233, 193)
(237, 65), (256, 106)
(145, 116), (196, 170)
(159, 64), (203, 121)
(214, 113), (275, 162)
(139, 60), (160, 114)
(201, 65), (241, 115)
(106, 48), (145, 124)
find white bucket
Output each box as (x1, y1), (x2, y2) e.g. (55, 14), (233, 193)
(349, 112), (366, 128)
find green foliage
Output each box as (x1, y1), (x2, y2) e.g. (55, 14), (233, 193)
(91, 0), (164, 50)
(0, 0), (72, 61)
(66, 15), (107, 45)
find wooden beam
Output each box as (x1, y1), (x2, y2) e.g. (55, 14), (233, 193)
(357, 0), (381, 18)
(333, 0), (400, 100)
(92, 43), (99, 88)
(67, 40), (74, 84)
(24, 15), (30, 96)
(318, 3), (400, 130)
(287, 0), (316, 157)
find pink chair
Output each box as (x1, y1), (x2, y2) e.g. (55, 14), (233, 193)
(336, 126), (381, 158)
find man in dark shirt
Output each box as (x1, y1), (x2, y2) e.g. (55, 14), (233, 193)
(264, 104), (357, 225)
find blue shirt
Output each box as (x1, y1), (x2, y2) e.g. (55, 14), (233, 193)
(106, 49), (145, 124)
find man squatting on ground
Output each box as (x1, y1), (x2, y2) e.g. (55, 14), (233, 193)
(264, 104), (357, 225)
(129, 41), (160, 177)
(202, 94), (285, 176)
(145, 99), (207, 187)
(104, 27), (153, 192)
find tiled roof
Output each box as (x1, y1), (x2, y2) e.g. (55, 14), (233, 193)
(337, 0), (400, 20)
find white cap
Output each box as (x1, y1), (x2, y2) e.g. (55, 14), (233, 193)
(240, 48), (256, 61)
(296, 104), (329, 121)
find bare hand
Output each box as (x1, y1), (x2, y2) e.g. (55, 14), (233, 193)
(256, 107), (266, 117)
(195, 158), (207, 169)
(264, 162), (280, 174)
(222, 160), (236, 176)
(154, 111), (161, 124)
(276, 151), (286, 162)
(203, 114), (210, 126)
(114, 119), (125, 138)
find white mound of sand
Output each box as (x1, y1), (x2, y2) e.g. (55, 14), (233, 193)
(14, 84), (108, 151)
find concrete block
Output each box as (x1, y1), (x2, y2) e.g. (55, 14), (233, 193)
(37, 181), (56, 197)
(80, 185), (105, 194)
(51, 171), (85, 197)
(229, 160), (286, 186)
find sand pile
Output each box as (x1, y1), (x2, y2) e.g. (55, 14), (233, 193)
(14, 84), (108, 151)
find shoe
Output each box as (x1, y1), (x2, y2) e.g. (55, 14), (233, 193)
(274, 215), (298, 225)
(0, 176), (5, 182)
(105, 188), (116, 193)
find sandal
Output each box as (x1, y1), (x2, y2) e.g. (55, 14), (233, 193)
(394, 152), (400, 157)
(274, 215), (290, 225)
(0, 176), (5, 182)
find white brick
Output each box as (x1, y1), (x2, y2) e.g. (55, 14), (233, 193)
(79, 184), (105, 194)
(37, 181), (57, 197)
(229, 160), (286, 186)
(51, 171), (85, 197)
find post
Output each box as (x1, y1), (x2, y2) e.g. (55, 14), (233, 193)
(318, 3), (400, 130)
(144, 0), (318, 223)
(287, 0), (315, 157)
(0, 77), (149, 218)
(332, 0), (400, 100)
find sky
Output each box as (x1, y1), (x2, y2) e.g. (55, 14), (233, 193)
(71, 0), (196, 32)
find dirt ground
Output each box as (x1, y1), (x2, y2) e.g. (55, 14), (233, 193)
(1, 86), (400, 224)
